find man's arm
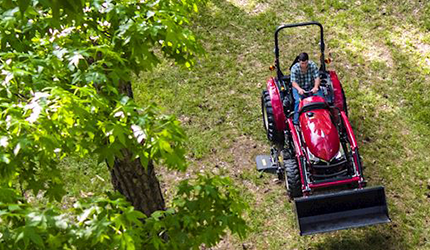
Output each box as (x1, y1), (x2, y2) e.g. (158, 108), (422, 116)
(290, 66), (304, 95)
(292, 81), (304, 95)
(312, 77), (321, 93)
(311, 62), (321, 93)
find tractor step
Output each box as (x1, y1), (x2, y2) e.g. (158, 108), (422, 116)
(294, 186), (390, 235)
(255, 155), (277, 173)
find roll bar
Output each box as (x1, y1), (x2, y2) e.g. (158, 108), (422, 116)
(274, 22), (326, 80)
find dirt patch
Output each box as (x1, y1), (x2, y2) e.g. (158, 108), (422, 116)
(251, 2), (269, 15)
(158, 134), (283, 249)
(158, 134), (270, 198)
(226, 0), (269, 15)
(365, 43), (394, 68)
(416, 42), (430, 55)
(226, 136), (283, 203)
(228, 135), (267, 172)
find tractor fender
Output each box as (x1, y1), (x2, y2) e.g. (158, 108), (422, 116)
(329, 71), (346, 113)
(340, 111), (358, 150)
(266, 77), (287, 131)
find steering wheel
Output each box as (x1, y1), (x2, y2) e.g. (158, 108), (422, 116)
(300, 90), (314, 100)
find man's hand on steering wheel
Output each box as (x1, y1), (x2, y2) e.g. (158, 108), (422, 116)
(311, 87), (319, 94)
(298, 88), (305, 95)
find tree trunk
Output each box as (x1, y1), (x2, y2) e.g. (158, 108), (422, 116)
(109, 150), (165, 216)
(108, 81), (165, 216)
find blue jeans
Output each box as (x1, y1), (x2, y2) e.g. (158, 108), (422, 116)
(292, 88), (324, 124)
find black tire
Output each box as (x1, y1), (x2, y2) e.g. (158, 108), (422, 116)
(261, 90), (284, 146)
(284, 159), (302, 198)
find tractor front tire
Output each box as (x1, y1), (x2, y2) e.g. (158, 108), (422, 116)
(284, 159), (302, 199)
(261, 90), (284, 146)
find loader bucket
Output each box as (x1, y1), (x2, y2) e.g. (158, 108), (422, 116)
(294, 186), (390, 235)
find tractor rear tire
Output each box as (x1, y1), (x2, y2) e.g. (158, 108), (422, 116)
(284, 159), (302, 199)
(261, 90), (284, 146)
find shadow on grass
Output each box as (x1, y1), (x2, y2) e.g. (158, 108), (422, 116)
(313, 226), (408, 250)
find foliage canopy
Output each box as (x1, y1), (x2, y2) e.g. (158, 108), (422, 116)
(0, 0), (247, 248)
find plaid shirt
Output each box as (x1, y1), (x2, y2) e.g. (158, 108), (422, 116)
(290, 61), (319, 90)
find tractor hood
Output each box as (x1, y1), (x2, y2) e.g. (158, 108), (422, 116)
(299, 97), (340, 161)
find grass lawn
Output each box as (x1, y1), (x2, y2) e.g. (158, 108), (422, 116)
(58, 0), (430, 249)
(133, 0), (430, 249)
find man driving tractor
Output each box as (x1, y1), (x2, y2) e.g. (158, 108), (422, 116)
(258, 22), (390, 235)
(291, 52), (324, 124)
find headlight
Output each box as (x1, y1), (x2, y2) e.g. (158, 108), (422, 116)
(307, 148), (321, 163)
(334, 150), (342, 160)
(331, 143), (345, 161)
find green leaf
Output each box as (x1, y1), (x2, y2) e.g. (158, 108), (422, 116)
(159, 139), (172, 153)
(122, 234), (136, 250)
(51, 0), (60, 23)
(25, 226), (44, 247)
(106, 153), (115, 167)
(0, 153), (11, 164)
(18, 0), (30, 14)
(113, 124), (126, 146)
(68, 52), (84, 70)
(8, 204), (21, 211)
(0, 187), (20, 203)
(139, 154), (149, 168)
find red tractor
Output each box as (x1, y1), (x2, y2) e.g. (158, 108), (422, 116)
(256, 22), (390, 235)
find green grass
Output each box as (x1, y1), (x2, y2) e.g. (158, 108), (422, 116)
(46, 0), (430, 248)
(59, 157), (111, 202)
(25, 157), (112, 210)
(131, 0), (430, 249)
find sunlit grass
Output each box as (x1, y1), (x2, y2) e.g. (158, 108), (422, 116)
(50, 0), (430, 248)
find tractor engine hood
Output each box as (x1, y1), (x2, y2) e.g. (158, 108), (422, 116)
(299, 97), (340, 162)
